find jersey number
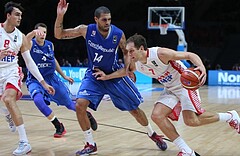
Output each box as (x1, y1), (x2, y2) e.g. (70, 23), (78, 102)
(4, 40), (10, 48)
(149, 68), (155, 75)
(93, 53), (103, 63)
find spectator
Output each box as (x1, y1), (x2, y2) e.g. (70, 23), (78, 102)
(76, 58), (83, 67)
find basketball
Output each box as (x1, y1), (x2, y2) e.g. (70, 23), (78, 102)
(180, 68), (201, 90)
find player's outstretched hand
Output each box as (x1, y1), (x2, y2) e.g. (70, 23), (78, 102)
(92, 68), (108, 80)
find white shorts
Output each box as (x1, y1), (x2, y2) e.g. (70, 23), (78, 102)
(156, 87), (205, 121)
(0, 67), (24, 100)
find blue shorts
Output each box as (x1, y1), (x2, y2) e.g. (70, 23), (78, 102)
(26, 74), (73, 107)
(76, 70), (143, 111)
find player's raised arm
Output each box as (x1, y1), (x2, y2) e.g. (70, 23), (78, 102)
(54, 0), (87, 39)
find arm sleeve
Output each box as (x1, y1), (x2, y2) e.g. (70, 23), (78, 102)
(21, 50), (44, 82)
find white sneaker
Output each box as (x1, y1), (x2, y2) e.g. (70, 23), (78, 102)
(13, 141), (32, 155)
(5, 114), (16, 132)
(178, 149), (196, 156)
(227, 110), (240, 133)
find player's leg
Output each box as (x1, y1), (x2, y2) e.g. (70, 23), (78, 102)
(75, 74), (103, 156)
(27, 80), (66, 138)
(181, 89), (240, 133)
(2, 84), (31, 155)
(129, 108), (168, 151)
(50, 74), (98, 131)
(152, 103), (196, 155)
(108, 76), (167, 150)
(0, 104), (16, 132)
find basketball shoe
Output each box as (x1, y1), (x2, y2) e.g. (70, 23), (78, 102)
(54, 123), (66, 138)
(75, 142), (97, 156)
(13, 140), (31, 156)
(87, 111), (98, 131)
(5, 114), (16, 132)
(227, 110), (240, 133)
(149, 132), (167, 151)
(177, 149), (196, 156)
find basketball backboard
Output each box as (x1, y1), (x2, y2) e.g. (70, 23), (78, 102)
(147, 7), (185, 31)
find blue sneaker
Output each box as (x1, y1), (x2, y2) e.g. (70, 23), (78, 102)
(149, 132), (167, 151)
(76, 142), (97, 156)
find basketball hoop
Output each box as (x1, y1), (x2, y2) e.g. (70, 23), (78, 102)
(159, 24), (168, 35)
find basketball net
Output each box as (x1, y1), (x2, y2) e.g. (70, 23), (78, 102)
(159, 24), (168, 35)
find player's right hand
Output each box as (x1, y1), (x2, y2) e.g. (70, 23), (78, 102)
(57, 0), (69, 16)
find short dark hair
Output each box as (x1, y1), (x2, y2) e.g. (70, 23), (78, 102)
(4, 1), (24, 16)
(94, 6), (110, 18)
(34, 23), (47, 30)
(126, 34), (148, 50)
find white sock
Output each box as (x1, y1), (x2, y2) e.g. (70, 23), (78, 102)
(144, 123), (155, 136)
(218, 113), (232, 122)
(173, 136), (192, 153)
(83, 129), (95, 145)
(17, 124), (28, 142)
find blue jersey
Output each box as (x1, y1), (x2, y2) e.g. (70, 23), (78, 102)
(27, 39), (56, 80)
(86, 24), (123, 74)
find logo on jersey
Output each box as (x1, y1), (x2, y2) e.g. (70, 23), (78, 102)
(157, 71), (173, 83)
(88, 40), (115, 53)
(14, 35), (17, 42)
(91, 30), (96, 37)
(113, 35), (117, 44)
(151, 60), (158, 67)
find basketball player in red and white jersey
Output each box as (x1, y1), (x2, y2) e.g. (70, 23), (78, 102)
(0, 2), (55, 155)
(94, 34), (240, 156)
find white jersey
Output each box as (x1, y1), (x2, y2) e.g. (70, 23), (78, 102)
(135, 47), (204, 120)
(0, 23), (22, 68)
(135, 47), (187, 91)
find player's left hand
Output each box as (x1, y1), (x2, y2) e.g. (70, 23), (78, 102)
(92, 68), (109, 80)
(41, 80), (55, 95)
(64, 76), (74, 85)
(194, 65), (206, 86)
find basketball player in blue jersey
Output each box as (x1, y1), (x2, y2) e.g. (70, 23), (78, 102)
(25, 23), (97, 138)
(54, 0), (167, 155)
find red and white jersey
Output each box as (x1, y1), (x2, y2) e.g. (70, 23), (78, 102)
(135, 47), (187, 91)
(0, 23), (22, 68)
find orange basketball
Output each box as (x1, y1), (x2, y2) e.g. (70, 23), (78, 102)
(180, 68), (201, 90)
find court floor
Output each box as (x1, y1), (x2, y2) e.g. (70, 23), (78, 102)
(0, 83), (240, 156)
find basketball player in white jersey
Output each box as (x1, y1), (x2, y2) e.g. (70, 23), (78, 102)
(94, 34), (240, 156)
(0, 2), (55, 155)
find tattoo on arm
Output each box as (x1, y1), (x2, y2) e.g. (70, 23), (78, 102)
(56, 23), (63, 28)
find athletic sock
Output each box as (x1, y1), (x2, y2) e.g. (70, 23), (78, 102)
(17, 124), (28, 142)
(144, 123), (155, 136)
(173, 136), (192, 154)
(218, 113), (232, 122)
(83, 129), (95, 145)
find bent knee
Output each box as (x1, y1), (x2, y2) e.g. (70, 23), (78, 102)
(151, 113), (166, 123)
(2, 95), (15, 105)
(184, 118), (200, 127)
(75, 99), (89, 111)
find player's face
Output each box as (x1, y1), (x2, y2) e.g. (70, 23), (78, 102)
(95, 13), (111, 32)
(7, 7), (22, 27)
(36, 27), (47, 42)
(126, 42), (139, 62)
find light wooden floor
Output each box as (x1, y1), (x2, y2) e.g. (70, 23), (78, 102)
(1, 84), (240, 156)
